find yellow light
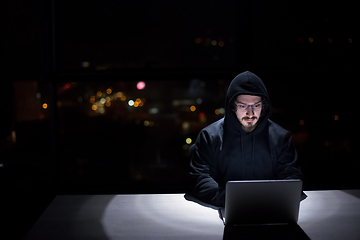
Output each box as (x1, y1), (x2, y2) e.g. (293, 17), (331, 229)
(90, 96), (95, 103)
(105, 101), (111, 107)
(190, 105), (196, 112)
(106, 88), (112, 94)
(42, 103), (48, 109)
(186, 138), (192, 144)
(11, 131), (16, 143)
(97, 91), (102, 97)
(215, 109), (220, 115)
(334, 115), (339, 121)
(92, 105), (97, 111)
(144, 120), (150, 126)
(133, 101), (139, 107)
(211, 40), (217, 46)
(98, 107), (105, 114)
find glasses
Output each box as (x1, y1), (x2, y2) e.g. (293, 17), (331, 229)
(235, 101), (263, 111)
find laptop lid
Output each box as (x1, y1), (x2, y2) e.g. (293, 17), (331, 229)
(224, 179), (302, 226)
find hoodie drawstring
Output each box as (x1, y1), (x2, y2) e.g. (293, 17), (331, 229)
(251, 134), (255, 178)
(241, 132), (245, 179)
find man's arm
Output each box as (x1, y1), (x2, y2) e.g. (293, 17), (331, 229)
(189, 132), (225, 207)
(276, 131), (304, 180)
(275, 131), (307, 200)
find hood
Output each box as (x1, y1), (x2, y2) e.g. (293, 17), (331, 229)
(224, 71), (273, 133)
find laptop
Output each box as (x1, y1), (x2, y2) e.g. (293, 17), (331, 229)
(222, 179), (302, 226)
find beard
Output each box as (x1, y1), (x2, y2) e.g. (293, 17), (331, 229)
(241, 117), (258, 133)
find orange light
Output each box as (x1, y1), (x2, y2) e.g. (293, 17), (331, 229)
(194, 38), (203, 44)
(106, 88), (112, 94)
(190, 105), (196, 112)
(334, 115), (339, 121)
(42, 103), (48, 109)
(308, 37), (314, 43)
(299, 120), (305, 126)
(215, 109), (220, 115)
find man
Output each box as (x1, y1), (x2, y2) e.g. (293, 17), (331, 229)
(189, 71), (304, 207)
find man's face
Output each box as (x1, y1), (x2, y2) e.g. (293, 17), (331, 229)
(234, 95), (263, 132)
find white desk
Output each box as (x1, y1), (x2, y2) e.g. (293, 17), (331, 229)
(23, 190), (360, 240)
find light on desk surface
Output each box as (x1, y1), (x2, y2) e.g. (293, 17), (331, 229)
(101, 194), (223, 239)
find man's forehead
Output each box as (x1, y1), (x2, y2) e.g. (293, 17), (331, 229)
(236, 94), (262, 103)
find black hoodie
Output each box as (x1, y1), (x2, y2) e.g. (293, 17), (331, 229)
(189, 71), (304, 207)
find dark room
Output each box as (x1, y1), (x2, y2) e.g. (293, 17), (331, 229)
(0, 0), (359, 239)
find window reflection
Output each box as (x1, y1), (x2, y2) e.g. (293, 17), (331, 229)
(56, 79), (227, 189)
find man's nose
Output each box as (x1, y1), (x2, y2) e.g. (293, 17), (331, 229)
(246, 106), (254, 116)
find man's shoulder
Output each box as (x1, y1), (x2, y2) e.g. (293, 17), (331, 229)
(201, 118), (224, 137)
(268, 119), (291, 138)
(203, 117), (224, 130)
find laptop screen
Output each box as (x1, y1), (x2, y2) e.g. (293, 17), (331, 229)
(224, 180), (303, 225)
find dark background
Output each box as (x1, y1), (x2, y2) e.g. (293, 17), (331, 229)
(0, 0), (358, 239)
